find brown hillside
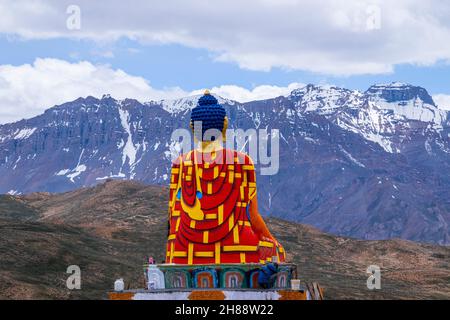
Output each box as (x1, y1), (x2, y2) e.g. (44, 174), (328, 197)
(0, 180), (448, 299)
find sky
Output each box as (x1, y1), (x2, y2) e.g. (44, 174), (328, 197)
(1, 0), (450, 124)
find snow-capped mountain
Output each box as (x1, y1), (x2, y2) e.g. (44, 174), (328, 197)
(1, 83), (449, 244)
(289, 83), (448, 153)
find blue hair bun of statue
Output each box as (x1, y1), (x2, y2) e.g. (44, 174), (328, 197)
(191, 91), (226, 141)
(198, 93), (219, 106)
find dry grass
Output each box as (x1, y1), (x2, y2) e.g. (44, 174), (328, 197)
(0, 180), (448, 300)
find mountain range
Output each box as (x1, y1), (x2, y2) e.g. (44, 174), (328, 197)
(0, 82), (449, 244)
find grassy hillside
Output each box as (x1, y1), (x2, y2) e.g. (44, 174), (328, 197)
(0, 180), (448, 299)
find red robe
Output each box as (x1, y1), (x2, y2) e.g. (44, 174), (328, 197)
(166, 148), (285, 265)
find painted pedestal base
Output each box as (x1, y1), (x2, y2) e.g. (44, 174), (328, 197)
(110, 263), (323, 300)
(109, 288), (310, 300)
(151, 263), (297, 290)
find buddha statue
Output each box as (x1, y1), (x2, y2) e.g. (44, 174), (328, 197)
(166, 90), (285, 265)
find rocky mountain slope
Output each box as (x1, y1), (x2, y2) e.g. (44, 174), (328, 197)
(0, 180), (449, 300)
(0, 83), (449, 244)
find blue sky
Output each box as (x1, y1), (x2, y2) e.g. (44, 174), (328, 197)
(1, 0), (450, 123)
(3, 36), (450, 94)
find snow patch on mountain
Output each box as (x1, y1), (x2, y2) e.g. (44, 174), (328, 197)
(14, 128), (37, 140)
(425, 138), (433, 155)
(56, 149), (87, 182)
(365, 83), (445, 126)
(56, 169), (70, 176)
(159, 94), (236, 114)
(96, 173), (126, 181)
(165, 140), (183, 162)
(160, 95), (200, 114)
(66, 164), (87, 182)
(339, 145), (365, 168)
(291, 85), (354, 114)
(118, 106), (138, 177)
(365, 133), (399, 153)
(370, 97), (444, 126)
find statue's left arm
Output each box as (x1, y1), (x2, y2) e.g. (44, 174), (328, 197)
(244, 155), (281, 246)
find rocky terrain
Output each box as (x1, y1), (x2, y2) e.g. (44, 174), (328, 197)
(0, 83), (449, 245)
(0, 180), (448, 300)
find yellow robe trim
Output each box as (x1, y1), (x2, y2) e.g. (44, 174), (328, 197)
(228, 214), (234, 231)
(205, 213), (217, 220)
(233, 226), (240, 244)
(259, 241), (274, 248)
(218, 205), (224, 224)
(207, 182), (213, 194)
(173, 251), (187, 258)
(238, 220), (251, 227)
(223, 245), (258, 252)
(215, 242), (221, 264)
(168, 234), (176, 240)
(169, 242), (174, 263)
(214, 166), (219, 178)
(172, 210), (180, 217)
(195, 251), (214, 258)
(188, 243), (194, 265)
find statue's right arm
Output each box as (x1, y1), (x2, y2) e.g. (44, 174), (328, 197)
(249, 194), (276, 241)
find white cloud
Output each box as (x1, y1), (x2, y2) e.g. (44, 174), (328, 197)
(191, 83), (305, 102)
(1, 0), (450, 75)
(0, 58), (187, 124)
(0, 58), (305, 124)
(433, 94), (450, 111)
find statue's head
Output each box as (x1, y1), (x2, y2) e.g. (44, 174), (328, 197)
(190, 90), (228, 142)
